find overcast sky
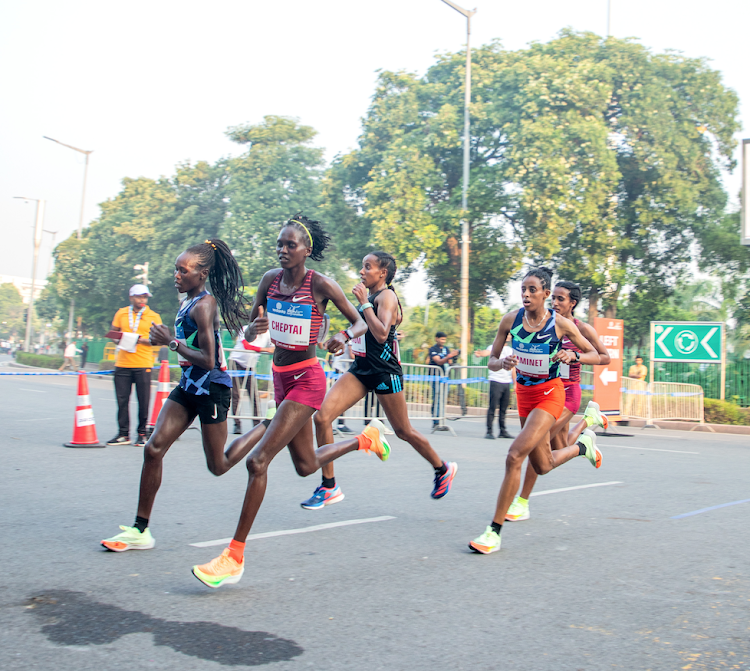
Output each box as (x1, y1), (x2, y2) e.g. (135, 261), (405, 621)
(1, 0), (747, 305)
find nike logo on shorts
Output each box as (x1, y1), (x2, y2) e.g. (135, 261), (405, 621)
(292, 296), (310, 302)
(543, 388), (553, 395)
(293, 371), (307, 380)
(211, 405), (218, 419)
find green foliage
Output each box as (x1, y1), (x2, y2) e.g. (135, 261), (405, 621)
(0, 283), (25, 339)
(16, 352), (63, 369)
(703, 398), (750, 426)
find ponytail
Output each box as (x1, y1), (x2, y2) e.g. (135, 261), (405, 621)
(371, 250), (403, 326)
(185, 239), (249, 334)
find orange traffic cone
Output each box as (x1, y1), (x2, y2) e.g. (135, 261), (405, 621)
(64, 372), (104, 448)
(147, 360), (171, 432)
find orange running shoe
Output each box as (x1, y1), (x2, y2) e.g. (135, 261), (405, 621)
(192, 549), (245, 589)
(358, 419), (391, 461)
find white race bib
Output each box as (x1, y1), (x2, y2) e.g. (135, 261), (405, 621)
(351, 334), (366, 357)
(559, 362), (570, 379)
(513, 339), (550, 379)
(269, 300), (312, 351)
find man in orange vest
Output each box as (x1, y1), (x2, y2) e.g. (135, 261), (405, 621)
(107, 284), (162, 447)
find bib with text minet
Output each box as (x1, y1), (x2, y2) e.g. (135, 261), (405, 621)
(269, 300), (312, 351)
(513, 339), (550, 379)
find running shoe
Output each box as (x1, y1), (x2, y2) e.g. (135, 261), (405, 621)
(337, 424), (353, 433)
(134, 433), (148, 447)
(583, 401), (609, 430)
(300, 484), (345, 510)
(192, 549), (244, 589)
(484, 432), (495, 440)
(233, 421), (242, 435)
(505, 496), (530, 522)
(431, 461), (458, 499)
(358, 419), (391, 461)
(469, 526), (502, 554)
(101, 525), (155, 552)
(578, 428), (602, 468)
(106, 434), (131, 446)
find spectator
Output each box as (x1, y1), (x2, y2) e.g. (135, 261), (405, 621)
(228, 329), (274, 435)
(429, 331), (459, 430)
(475, 335), (514, 439)
(628, 355), (648, 381)
(58, 340), (79, 371)
(80, 341), (89, 370)
(107, 284), (162, 448)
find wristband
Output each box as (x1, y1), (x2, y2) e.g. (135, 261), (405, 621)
(339, 329), (351, 342)
(359, 302), (373, 312)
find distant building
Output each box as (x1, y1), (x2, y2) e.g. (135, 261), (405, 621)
(0, 275), (47, 304)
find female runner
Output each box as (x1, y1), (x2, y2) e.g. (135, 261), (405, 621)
(469, 267), (605, 555)
(300, 251), (457, 510)
(505, 280), (611, 522)
(101, 239), (269, 552)
(191, 215), (389, 588)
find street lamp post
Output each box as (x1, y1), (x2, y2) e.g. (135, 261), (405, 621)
(43, 136), (93, 338)
(440, 0), (476, 369)
(13, 197), (46, 352)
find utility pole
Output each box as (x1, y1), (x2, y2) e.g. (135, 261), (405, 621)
(133, 263), (150, 286)
(13, 197), (45, 352)
(440, 0), (476, 369)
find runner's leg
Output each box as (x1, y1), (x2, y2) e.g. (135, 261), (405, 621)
(378, 391), (443, 468)
(518, 409), (573, 499)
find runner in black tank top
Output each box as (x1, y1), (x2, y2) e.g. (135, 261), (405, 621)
(303, 252), (458, 510)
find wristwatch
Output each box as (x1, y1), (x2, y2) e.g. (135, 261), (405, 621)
(168, 340), (179, 352)
(574, 351), (580, 362)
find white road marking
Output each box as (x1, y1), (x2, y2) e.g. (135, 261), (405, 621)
(531, 481), (622, 497)
(19, 388), (46, 392)
(599, 443), (699, 455)
(190, 516), (397, 548)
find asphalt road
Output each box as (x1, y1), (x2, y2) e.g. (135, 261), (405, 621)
(1, 367), (748, 670)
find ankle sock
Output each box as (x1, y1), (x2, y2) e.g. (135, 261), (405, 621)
(518, 496), (528, 505)
(228, 539), (245, 563)
(357, 432), (372, 451)
(134, 516), (149, 533)
(584, 415), (594, 427)
(491, 521), (502, 535)
(322, 476), (336, 489)
(578, 442), (587, 456)
(435, 462), (448, 477)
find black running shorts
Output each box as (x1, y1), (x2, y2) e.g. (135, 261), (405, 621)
(350, 371), (403, 395)
(168, 383), (231, 424)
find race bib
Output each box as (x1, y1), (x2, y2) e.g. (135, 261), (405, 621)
(513, 339), (550, 378)
(269, 300), (312, 351)
(559, 362), (570, 379)
(351, 334), (366, 357)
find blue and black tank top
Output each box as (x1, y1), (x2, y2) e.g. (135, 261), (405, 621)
(348, 289), (402, 377)
(510, 308), (562, 387)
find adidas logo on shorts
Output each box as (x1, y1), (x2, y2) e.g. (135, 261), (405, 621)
(376, 382), (389, 391)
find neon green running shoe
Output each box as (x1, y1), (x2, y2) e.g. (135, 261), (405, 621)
(101, 525), (155, 552)
(505, 496), (530, 522)
(468, 526), (502, 554)
(358, 419), (391, 461)
(192, 549), (245, 589)
(583, 401), (608, 429)
(578, 428), (602, 468)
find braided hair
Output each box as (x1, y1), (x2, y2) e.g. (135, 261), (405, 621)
(555, 281), (582, 313)
(524, 266), (553, 291)
(371, 251), (403, 325)
(285, 213), (331, 262)
(185, 239), (249, 334)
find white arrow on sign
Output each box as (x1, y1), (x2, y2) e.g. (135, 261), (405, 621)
(700, 327), (719, 359)
(599, 368), (618, 386)
(656, 326), (673, 357)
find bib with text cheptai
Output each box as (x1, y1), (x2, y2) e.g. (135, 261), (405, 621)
(269, 300), (312, 351)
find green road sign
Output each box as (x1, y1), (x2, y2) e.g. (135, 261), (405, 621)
(651, 322), (724, 362)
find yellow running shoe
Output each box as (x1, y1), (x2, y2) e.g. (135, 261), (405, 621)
(469, 526), (502, 554)
(101, 525), (155, 552)
(358, 419), (391, 461)
(505, 496), (530, 522)
(192, 549), (245, 589)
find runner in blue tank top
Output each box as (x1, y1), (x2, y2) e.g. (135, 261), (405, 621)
(468, 267), (605, 555)
(101, 239), (268, 554)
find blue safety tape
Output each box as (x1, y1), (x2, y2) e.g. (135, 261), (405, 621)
(0, 370), (116, 376)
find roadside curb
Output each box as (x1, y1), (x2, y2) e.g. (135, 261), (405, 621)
(571, 414), (750, 435)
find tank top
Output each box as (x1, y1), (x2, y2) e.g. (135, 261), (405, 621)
(267, 270), (324, 351)
(348, 289), (402, 377)
(560, 317), (582, 384)
(509, 308), (562, 387)
(175, 291), (231, 396)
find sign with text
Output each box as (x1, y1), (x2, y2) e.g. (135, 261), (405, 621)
(592, 318), (624, 419)
(651, 322), (723, 363)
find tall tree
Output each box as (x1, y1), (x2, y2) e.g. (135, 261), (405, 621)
(0, 283), (25, 339)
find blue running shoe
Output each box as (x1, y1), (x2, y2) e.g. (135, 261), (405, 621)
(300, 484), (345, 510)
(431, 461), (457, 499)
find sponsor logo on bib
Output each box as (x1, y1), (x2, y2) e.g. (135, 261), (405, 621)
(269, 300), (312, 350)
(513, 339), (550, 378)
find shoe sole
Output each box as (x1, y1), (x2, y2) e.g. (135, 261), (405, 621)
(101, 540), (155, 552)
(300, 492), (345, 510)
(505, 512), (530, 522)
(192, 566), (244, 589)
(592, 447), (603, 468)
(586, 401), (609, 430)
(468, 541), (500, 554)
(431, 462), (457, 499)
(366, 419), (391, 461)
(106, 441), (132, 446)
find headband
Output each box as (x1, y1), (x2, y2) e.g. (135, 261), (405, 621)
(290, 219), (313, 248)
(205, 239), (217, 251)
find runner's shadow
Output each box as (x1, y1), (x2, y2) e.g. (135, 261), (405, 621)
(27, 590), (303, 667)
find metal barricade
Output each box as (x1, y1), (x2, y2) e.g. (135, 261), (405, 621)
(619, 375), (649, 420)
(225, 349), (275, 422)
(618, 376), (704, 423)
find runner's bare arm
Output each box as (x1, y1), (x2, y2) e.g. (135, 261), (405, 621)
(578, 321), (611, 366)
(490, 311), (518, 371)
(244, 270), (277, 341)
(150, 298), (217, 370)
(359, 290), (397, 344)
(554, 315), (599, 364)
(315, 274), (367, 354)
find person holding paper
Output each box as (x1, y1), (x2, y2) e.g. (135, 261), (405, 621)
(106, 284), (162, 447)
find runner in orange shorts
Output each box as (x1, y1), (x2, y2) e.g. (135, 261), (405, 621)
(469, 267), (606, 555)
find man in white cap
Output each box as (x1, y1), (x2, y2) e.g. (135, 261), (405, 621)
(107, 284), (162, 447)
